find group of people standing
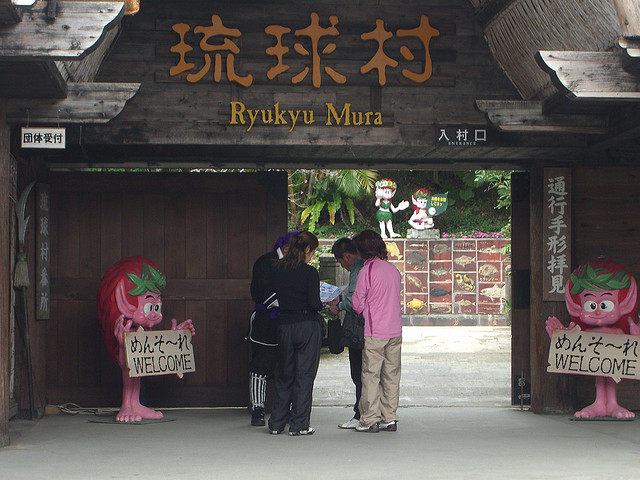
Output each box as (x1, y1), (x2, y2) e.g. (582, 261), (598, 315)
(247, 229), (403, 435)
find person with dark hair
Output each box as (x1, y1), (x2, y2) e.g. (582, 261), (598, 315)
(351, 229), (403, 433)
(267, 231), (323, 436)
(247, 230), (299, 426)
(329, 237), (365, 429)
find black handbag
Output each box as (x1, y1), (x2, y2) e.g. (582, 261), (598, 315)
(327, 318), (344, 354)
(340, 311), (364, 349)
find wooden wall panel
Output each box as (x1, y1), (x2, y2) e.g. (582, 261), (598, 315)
(47, 172), (287, 407)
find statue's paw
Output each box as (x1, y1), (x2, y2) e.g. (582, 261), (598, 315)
(609, 406), (635, 419)
(116, 411), (143, 423)
(135, 405), (163, 419)
(574, 404), (606, 418)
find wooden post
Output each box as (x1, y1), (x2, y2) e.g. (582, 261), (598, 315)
(529, 166), (574, 413)
(0, 100), (10, 446)
(613, 0), (640, 37)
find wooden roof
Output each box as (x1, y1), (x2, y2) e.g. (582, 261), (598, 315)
(5, 0), (640, 168)
(0, 1), (140, 122)
(473, 0), (640, 167)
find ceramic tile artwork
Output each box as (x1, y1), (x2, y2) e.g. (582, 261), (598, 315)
(320, 237), (510, 320)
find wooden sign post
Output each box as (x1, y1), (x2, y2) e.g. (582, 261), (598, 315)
(124, 328), (196, 379)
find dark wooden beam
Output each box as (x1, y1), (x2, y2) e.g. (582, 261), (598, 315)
(0, 0), (22, 24)
(619, 37), (640, 78)
(0, 60), (67, 99)
(0, 1), (124, 60)
(47, 0), (57, 21)
(0, 100), (9, 447)
(5, 82), (141, 124)
(536, 50), (640, 114)
(472, 0), (517, 29)
(475, 100), (609, 134)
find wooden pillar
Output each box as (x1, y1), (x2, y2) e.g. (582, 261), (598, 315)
(510, 172), (531, 405)
(612, 0), (640, 37)
(0, 100), (10, 446)
(529, 166), (574, 413)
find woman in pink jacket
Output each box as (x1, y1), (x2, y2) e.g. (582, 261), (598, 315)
(351, 230), (402, 433)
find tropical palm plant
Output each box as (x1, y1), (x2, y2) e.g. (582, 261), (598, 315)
(289, 169), (379, 232)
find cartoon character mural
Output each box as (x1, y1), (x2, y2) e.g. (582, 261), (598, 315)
(408, 188), (436, 230)
(546, 259), (639, 418)
(98, 256), (195, 422)
(374, 178), (409, 238)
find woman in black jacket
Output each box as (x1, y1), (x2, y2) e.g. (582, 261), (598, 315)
(267, 231), (322, 436)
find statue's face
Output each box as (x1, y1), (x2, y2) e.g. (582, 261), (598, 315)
(415, 197), (428, 209)
(132, 292), (163, 328)
(378, 187), (395, 200)
(578, 289), (621, 327)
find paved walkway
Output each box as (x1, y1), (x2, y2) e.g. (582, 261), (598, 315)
(3, 406), (640, 479)
(315, 326), (512, 408)
(4, 327), (640, 478)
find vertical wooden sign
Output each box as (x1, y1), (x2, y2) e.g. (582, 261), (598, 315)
(543, 169), (571, 301)
(36, 184), (50, 319)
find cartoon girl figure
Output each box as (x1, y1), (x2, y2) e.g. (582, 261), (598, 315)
(375, 178), (409, 238)
(408, 188), (436, 230)
(98, 256), (195, 422)
(546, 259), (640, 418)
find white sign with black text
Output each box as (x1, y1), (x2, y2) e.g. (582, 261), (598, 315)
(124, 328), (196, 378)
(21, 127), (66, 149)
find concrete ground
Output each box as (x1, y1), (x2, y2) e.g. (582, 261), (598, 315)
(3, 326), (640, 479)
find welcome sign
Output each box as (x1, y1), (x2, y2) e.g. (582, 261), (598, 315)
(124, 328), (196, 379)
(548, 329), (640, 383)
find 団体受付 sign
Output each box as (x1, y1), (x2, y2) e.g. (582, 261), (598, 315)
(21, 127), (66, 149)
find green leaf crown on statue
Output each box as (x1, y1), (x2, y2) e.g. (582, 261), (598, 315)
(126, 264), (167, 295)
(570, 262), (631, 294)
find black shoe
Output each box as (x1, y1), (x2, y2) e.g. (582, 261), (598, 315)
(289, 427), (315, 436)
(251, 407), (265, 426)
(355, 422), (379, 433)
(379, 420), (397, 432)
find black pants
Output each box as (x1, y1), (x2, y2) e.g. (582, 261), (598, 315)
(349, 347), (363, 420)
(248, 342), (278, 378)
(268, 320), (322, 432)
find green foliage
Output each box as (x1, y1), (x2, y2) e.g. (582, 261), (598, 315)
(474, 170), (512, 210)
(289, 169), (378, 232)
(294, 169), (512, 238)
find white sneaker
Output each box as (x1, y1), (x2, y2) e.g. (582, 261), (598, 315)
(338, 417), (360, 429)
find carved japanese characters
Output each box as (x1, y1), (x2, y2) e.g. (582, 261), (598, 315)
(97, 256), (195, 423)
(546, 259), (639, 418)
(374, 178), (409, 238)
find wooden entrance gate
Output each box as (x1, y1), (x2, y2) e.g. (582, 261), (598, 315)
(46, 171), (287, 407)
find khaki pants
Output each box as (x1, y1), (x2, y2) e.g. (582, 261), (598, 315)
(358, 336), (402, 427)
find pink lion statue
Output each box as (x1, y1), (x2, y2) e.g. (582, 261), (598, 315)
(98, 256), (195, 422)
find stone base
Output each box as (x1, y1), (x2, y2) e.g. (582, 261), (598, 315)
(406, 228), (440, 239)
